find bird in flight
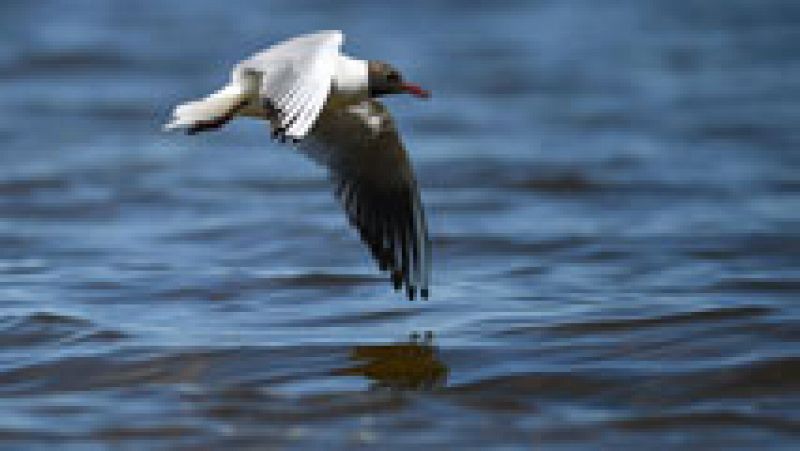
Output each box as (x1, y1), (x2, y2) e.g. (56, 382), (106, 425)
(165, 30), (431, 300)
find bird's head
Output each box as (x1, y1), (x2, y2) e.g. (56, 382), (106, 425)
(368, 61), (430, 99)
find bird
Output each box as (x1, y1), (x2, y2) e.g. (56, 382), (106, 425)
(164, 30), (431, 300)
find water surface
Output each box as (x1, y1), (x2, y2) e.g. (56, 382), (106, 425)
(0, 0), (798, 448)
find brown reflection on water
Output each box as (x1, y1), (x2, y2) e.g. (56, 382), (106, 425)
(335, 332), (448, 391)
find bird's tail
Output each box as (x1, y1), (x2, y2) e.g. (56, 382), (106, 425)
(164, 84), (247, 133)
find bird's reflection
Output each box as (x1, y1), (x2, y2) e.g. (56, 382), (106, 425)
(335, 331), (448, 391)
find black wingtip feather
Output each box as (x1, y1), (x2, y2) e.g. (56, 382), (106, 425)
(332, 183), (430, 300)
(392, 270), (403, 290)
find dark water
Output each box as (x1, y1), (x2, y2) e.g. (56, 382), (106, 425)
(1, 0), (799, 448)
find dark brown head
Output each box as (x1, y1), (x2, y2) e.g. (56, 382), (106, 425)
(368, 61), (430, 99)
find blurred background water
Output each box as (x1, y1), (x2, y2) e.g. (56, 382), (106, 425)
(0, 0), (798, 448)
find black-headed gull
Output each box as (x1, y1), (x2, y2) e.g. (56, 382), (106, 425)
(165, 30), (431, 300)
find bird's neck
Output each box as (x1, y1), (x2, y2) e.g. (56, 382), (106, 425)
(332, 54), (369, 100)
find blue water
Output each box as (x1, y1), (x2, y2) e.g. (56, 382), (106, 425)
(1, 0), (798, 448)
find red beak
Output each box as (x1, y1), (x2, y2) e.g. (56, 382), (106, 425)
(400, 82), (431, 99)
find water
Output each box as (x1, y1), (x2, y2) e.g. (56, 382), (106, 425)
(1, 0), (798, 448)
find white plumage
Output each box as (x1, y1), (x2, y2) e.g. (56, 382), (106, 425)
(165, 30), (367, 140)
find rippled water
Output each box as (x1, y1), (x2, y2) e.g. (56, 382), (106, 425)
(1, 0), (798, 448)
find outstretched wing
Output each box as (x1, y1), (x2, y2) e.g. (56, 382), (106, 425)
(235, 30), (343, 140)
(299, 100), (431, 300)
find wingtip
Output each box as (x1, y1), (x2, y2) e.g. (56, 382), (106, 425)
(391, 271), (403, 290)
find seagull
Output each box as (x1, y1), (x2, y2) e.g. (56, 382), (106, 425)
(165, 30), (431, 300)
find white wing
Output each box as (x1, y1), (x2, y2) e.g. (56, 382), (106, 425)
(235, 30), (343, 140)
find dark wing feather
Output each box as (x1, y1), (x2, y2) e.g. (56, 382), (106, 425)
(298, 99), (430, 300)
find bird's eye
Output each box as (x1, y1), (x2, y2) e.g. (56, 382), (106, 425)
(387, 72), (401, 83)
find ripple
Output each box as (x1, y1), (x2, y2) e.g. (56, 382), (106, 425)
(610, 410), (799, 434)
(690, 356), (800, 398)
(0, 199), (119, 220)
(0, 50), (132, 78)
(0, 312), (95, 347)
(0, 351), (223, 395)
(0, 178), (69, 196)
(510, 172), (603, 193)
(708, 278), (800, 294)
(0, 258), (48, 275)
(159, 272), (383, 302)
(445, 371), (617, 405)
(265, 273), (383, 288)
(435, 235), (594, 256)
(544, 306), (773, 335)
(290, 308), (421, 328)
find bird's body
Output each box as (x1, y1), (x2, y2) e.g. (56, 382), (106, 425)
(165, 30), (431, 300)
(237, 52), (371, 124)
